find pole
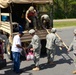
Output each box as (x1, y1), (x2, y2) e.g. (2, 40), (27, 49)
(43, 26), (69, 50)
(0, 8), (1, 23)
(55, 33), (69, 50)
(9, 4), (13, 43)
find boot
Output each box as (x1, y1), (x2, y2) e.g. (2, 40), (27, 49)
(32, 67), (40, 71)
(73, 70), (76, 74)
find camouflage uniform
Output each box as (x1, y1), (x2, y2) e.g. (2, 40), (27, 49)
(68, 33), (76, 67)
(28, 29), (41, 67)
(46, 28), (62, 63)
(68, 29), (76, 74)
(31, 35), (41, 67)
(41, 14), (51, 29)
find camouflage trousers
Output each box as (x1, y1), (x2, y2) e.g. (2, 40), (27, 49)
(33, 48), (41, 67)
(73, 53), (76, 68)
(47, 49), (56, 62)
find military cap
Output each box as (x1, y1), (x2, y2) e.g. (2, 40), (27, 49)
(74, 29), (76, 34)
(29, 29), (35, 34)
(51, 28), (57, 33)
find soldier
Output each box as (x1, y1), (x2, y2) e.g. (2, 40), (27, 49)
(46, 28), (63, 64)
(68, 29), (76, 74)
(41, 14), (51, 29)
(25, 6), (37, 30)
(27, 29), (41, 71)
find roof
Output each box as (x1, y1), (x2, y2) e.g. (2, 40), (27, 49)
(11, 0), (53, 4)
(0, 0), (53, 8)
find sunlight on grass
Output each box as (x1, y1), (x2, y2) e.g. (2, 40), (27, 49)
(54, 21), (76, 28)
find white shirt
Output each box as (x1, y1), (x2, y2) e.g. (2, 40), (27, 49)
(11, 35), (22, 53)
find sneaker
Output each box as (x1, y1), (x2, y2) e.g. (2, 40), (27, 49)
(73, 70), (76, 74)
(32, 67), (40, 71)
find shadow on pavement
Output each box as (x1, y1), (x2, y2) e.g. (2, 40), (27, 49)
(56, 46), (73, 61)
(0, 61), (33, 75)
(0, 46), (74, 74)
(20, 62), (56, 71)
(39, 46), (73, 70)
(0, 68), (33, 75)
(40, 63), (56, 70)
(55, 46), (73, 65)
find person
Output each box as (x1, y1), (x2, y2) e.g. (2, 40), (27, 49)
(13, 23), (24, 32)
(68, 29), (76, 74)
(41, 14), (51, 29)
(0, 30), (7, 53)
(19, 24), (24, 32)
(25, 6), (37, 30)
(11, 31), (24, 74)
(46, 28), (63, 64)
(0, 38), (4, 59)
(27, 29), (41, 71)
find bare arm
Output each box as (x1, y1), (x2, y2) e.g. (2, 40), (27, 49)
(25, 10), (31, 23)
(16, 44), (23, 49)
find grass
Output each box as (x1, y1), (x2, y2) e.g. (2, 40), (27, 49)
(53, 21), (76, 28)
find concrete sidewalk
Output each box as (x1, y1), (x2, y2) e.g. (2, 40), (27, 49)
(0, 27), (76, 75)
(54, 18), (76, 22)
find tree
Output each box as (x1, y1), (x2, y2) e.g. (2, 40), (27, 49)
(53, 0), (76, 19)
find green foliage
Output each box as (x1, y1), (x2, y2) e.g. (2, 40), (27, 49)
(36, 0), (76, 19)
(44, 0), (76, 19)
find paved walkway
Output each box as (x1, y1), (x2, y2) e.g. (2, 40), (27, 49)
(54, 18), (76, 22)
(0, 27), (76, 75)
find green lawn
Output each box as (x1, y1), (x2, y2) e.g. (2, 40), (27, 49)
(54, 21), (76, 28)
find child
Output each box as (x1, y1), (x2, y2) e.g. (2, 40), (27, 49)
(68, 29), (76, 74)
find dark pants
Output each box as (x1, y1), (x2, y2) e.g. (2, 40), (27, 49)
(12, 52), (20, 73)
(26, 16), (37, 30)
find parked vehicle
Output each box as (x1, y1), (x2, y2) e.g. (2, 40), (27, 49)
(0, 0), (53, 59)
